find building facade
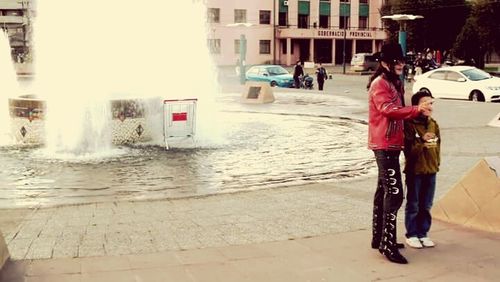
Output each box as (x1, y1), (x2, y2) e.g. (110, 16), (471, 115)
(207, 0), (387, 66)
(206, 0), (276, 66)
(0, 0), (32, 61)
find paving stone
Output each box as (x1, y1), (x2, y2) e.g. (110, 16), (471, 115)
(25, 246), (53, 260)
(7, 238), (33, 259)
(175, 236), (203, 250)
(26, 258), (81, 277)
(52, 246), (79, 259)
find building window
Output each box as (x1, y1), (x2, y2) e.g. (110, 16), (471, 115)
(234, 9), (247, 23)
(339, 16), (350, 29)
(359, 0), (368, 3)
(359, 16), (368, 30)
(279, 12), (287, 26)
(207, 39), (221, 54)
(234, 39), (240, 54)
(298, 15), (309, 29)
(340, 0), (350, 2)
(260, 40), (271, 54)
(259, 10), (271, 24)
(319, 15), (329, 28)
(207, 8), (220, 23)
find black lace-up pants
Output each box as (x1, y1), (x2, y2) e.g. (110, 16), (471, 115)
(372, 150), (404, 254)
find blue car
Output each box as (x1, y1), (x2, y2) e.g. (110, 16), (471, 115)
(245, 65), (295, 87)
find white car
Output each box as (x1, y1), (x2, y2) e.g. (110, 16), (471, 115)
(412, 66), (500, 102)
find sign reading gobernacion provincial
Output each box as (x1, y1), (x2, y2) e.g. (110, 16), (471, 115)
(317, 30), (373, 39)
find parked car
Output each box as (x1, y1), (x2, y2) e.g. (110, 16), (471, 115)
(412, 66), (500, 102)
(245, 65), (295, 87)
(350, 53), (378, 72)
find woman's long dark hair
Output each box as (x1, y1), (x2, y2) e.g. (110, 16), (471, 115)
(367, 64), (385, 89)
(366, 63), (402, 90)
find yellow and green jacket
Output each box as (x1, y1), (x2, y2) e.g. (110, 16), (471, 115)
(403, 116), (441, 175)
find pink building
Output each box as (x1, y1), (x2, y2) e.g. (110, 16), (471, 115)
(207, 0), (387, 66)
(206, 0), (275, 66)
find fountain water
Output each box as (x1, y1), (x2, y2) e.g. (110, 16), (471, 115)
(30, 0), (219, 156)
(0, 31), (21, 145)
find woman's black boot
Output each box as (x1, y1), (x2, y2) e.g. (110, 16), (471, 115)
(382, 249), (408, 264)
(372, 241), (405, 249)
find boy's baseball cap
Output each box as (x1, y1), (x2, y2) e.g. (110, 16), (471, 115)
(411, 91), (434, 106)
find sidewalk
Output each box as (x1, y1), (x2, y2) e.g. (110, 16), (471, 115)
(1, 220), (499, 282)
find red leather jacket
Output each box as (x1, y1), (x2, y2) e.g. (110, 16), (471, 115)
(368, 75), (420, 150)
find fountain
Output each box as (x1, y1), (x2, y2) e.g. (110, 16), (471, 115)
(0, 1), (375, 208)
(8, 0), (219, 154)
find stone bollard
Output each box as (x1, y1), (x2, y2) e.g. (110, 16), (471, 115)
(0, 231), (9, 270)
(241, 81), (275, 104)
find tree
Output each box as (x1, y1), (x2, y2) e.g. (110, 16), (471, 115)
(381, 0), (470, 53)
(454, 0), (500, 68)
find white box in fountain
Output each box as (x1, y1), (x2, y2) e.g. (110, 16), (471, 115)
(163, 99), (197, 149)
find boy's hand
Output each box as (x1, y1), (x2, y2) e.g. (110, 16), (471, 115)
(417, 99), (433, 113)
(422, 132), (436, 141)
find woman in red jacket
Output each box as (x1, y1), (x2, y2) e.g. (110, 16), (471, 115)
(367, 43), (432, 264)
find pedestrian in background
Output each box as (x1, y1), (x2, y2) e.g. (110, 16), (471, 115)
(316, 63), (328, 91)
(367, 42), (433, 265)
(435, 50), (442, 65)
(403, 91), (440, 249)
(293, 61), (304, 89)
(414, 53), (423, 76)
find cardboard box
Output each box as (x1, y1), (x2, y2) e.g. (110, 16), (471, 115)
(432, 157), (500, 232)
(488, 112), (500, 127)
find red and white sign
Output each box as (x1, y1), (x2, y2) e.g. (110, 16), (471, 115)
(172, 112), (187, 121)
(163, 99), (197, 145)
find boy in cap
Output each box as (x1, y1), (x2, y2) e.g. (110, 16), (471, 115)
(403, 91), (440, 249)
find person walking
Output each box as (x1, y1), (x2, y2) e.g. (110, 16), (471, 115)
(367, 43), (432, 264)
(403, 91), (440, 249)
(316, 63), (328, 91)
(293, 61), (304, 89)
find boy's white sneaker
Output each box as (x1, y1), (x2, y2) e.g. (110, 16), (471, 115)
(420, 237), (435, 248)
(406, 237), (423, 249)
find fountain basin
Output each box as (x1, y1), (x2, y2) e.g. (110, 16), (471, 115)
(9, 96), (46, 144)
(8, 96), (159, 145)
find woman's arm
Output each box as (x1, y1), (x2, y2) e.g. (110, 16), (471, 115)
(371, 79), (420, 120)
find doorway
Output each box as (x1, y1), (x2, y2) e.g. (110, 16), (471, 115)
(335, 39), (352, 66)
(314, 39), (332, 64)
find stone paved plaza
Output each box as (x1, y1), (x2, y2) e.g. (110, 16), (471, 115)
(5, 183), (372, 260)
(1, 74), (499, 281)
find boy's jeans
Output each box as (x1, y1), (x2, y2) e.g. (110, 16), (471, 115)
(405, 173), (437, 238)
